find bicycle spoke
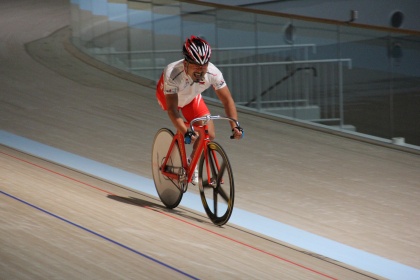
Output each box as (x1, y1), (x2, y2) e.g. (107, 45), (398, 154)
(216, 185), (229, 202)
(216, 161), (226, 184)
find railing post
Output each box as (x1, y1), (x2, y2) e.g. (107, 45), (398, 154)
(257, 65), (262, 111)
(127, 2), (132, 74)
(388, 33), (395, 140)
(338, 25), (344, 129)
(151, 0), (157, 83)
(255, 13), (262, 111)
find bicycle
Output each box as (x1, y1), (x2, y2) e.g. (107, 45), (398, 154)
(151, 115), (240, 226)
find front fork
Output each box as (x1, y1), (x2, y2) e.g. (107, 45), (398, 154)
(203, 142), (223, 188)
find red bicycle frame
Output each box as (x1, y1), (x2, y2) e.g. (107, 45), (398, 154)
(160, 122), (210, 184)
(160, 115), (239, 186)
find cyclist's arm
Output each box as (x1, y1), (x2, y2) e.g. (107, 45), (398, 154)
(215, 86), (237, 125)
(215, 86), (243, 139)
(166, 94), (188, 135)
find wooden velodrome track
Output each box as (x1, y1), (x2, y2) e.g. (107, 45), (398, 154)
(1, 1), (420, 279)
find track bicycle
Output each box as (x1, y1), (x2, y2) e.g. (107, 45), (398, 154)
(151, 115), (240, 226)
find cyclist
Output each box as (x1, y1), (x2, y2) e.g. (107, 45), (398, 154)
(156, 35), (244, 184)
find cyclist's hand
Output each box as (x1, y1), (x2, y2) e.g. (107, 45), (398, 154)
(191, 132), (199, 144)
(231, 126), (244, 140)
(184, 131), (198, 145)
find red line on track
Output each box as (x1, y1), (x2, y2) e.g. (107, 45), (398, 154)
(0, 150), (338, 280)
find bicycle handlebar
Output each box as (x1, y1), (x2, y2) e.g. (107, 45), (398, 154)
(189, 115), (240, 137)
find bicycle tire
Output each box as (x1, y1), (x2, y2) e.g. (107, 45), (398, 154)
(151, 128), (183, 209)
(198, 141), (234, 226)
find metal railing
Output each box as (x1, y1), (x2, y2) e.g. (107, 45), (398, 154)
(216, 58), (352, 123)
(70, 0), (420, 147)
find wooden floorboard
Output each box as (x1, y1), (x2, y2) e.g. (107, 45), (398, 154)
(0, 0), (419, 279)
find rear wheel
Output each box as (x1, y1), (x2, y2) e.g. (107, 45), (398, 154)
(198, 142), (234, 226)
(151, 128), (183, 209)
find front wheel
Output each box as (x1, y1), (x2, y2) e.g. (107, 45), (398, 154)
(198, 142), (234, 226)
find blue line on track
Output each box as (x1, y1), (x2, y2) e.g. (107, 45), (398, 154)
(0, 189), (199, 280)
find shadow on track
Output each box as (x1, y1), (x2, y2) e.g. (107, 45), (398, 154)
(107, 194), (211, 225)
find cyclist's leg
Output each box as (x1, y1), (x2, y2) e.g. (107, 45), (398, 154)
(181, 94), (214, 157)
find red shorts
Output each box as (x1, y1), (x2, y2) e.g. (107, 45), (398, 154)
(156, 74), (210, 123)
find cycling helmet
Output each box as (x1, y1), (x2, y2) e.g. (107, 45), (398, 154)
(183, 36), (211, 65)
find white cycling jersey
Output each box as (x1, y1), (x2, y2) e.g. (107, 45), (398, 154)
(162, 59), (227, 108)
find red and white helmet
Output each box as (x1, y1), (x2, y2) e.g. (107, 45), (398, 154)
(183, 36), (211, 65)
